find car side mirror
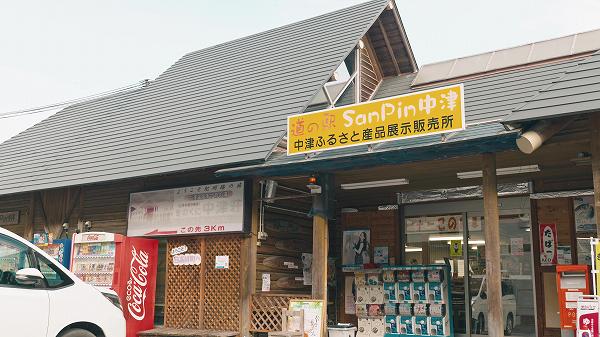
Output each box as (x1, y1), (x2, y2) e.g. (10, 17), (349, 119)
(15, 268), (44, 286)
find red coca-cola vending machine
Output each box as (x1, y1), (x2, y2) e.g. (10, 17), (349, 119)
(70, 232), (158, 337)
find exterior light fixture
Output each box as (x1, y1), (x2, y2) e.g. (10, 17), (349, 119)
(340, 178), (409, 190)
(456, 165), (540, 179)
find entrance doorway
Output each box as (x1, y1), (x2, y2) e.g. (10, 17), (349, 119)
(403, 197), (536, 337)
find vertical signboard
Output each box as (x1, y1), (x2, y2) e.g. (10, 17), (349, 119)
(540, 223), (558, 266)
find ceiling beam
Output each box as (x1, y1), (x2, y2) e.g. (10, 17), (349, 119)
(377, 18), (401, 75)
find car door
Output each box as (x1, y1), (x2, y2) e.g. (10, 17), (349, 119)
(0, 233), (50, 337)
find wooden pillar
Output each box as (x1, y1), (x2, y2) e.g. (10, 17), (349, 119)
(312, 174), (332, 337)
(482, 153), (504, 337)
(591, 113), (600, 238)
(239, 180), (260, 337)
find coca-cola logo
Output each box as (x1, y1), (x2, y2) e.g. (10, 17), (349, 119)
(126, 246), (149, 321)
(84, 234), (102, 241)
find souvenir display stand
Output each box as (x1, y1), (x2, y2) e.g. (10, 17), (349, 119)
(351, 264), (453, 337)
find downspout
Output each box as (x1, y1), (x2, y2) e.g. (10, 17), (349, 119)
(516, 118), (573, 154)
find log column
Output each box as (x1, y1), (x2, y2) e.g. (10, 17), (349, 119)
(482, 153), (504, 337)
(312, 175), (332, 337)
(591, 113), (600, 239)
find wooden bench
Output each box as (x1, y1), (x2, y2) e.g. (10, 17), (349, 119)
(138, 328), (238, 337)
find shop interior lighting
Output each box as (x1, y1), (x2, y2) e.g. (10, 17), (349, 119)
(405, 246), (423, 252)
(429, 235), (462, 242)
(340, 178), (409, 190)
(456, 165), (540, 179)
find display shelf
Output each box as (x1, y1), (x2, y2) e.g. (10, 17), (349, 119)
(354, 264), (454, 337)
(74, 271), (114, 275)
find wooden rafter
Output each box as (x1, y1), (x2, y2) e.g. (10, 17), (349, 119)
(377, 18), (401, 75)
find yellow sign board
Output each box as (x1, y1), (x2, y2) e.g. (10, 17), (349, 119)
(287, 84), (465, 155)
(450, 240), (463, 257)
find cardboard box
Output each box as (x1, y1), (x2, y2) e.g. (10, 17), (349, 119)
(370, 317), (385, 337)
(397, 282), (412, 302)
(369, 285), (384, 303)
(399, 316), (415, 335)
(428, 316), (449, 336)
(384, 283), (397, 302)
(411, 282), (427, 302)
(367, 273), (382, 285)
(356, 286), (369, 304)
(411, 270), (426, 282)
(427, 282), (447, 303)
(414, 316), (428, 335)
(383, 270), (396, 283)
(357, 318), (371, 337)
(384, 303), (398, 315)
(398, 303), (413, 316)
(385, 315), (399, 334)
(356, 304), (367, 316)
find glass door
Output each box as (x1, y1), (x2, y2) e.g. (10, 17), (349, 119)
(404, 197), (536, 337)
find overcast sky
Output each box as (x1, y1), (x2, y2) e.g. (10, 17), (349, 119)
(2, 0), (600, 143)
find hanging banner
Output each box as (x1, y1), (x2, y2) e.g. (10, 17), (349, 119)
(540, 223), (558, 266)
(127, 181), (248, 237)
(449, 240), (462, 257)
(287, 84), (465, 155)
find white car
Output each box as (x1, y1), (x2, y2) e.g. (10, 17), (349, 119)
(0, 227), (125, 337)
(471, 276), (517, 335)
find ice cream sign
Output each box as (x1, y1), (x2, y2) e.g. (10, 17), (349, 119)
(540, 223), (557, 266)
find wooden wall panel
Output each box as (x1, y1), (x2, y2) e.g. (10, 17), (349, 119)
(338, 210), (400, 324)
(256, 211), (312, 294)
(82, 180), (144, 235)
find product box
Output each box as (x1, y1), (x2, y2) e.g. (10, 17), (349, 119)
(397, 282), (412, 302)
(384, 303), (398, 315)
(427, 282), (447, 303)
(411, 282), (427, 302)
(356, 286), (369, 304)
(357, 318), (371, 337)
(367, 273), (382, 285)
(413, 303), (428, 316)
(411, 270), (426, 282)
(385, 315), (399, 334)
(428, 316), (449, 336)
(383, 270), (396, 282)
(427, 270), (444, 283)
(370, 317), (385, 337)
(398, 303), (413, 316)
(384, 282), (397, 302)
(355, 272), (367, 286)
(397, 270), (411, 282)
(428, 304), (446, 318)
(369, 285), (385, 303)
(356, 304), (368, 316)
(399, 316), (415, 335)
(414, 316), (428, 335)
(367, 304), (384, 316)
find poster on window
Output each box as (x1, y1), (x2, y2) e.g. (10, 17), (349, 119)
(540, 223), (558, 266)
(405, 214), (482, 233)
(342, 230), (370, 266)
(574, 196), (597, 233)
(127, 181), (247, 237)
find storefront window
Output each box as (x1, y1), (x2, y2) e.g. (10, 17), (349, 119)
(405, 213), (467, 334)
(404, 197), (536, 337)
(469, 210), (534, 337)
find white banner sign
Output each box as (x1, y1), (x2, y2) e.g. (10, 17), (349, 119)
(127, 181), (246, 237)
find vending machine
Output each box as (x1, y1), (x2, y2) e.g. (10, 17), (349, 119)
(71, 232), (158, 337)
(33, 234), (72, 268)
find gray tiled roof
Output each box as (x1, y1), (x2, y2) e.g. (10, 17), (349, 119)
(217, 56), (588, 176)
(0, 0), (390, 196)
(505, 50), (600, 122)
